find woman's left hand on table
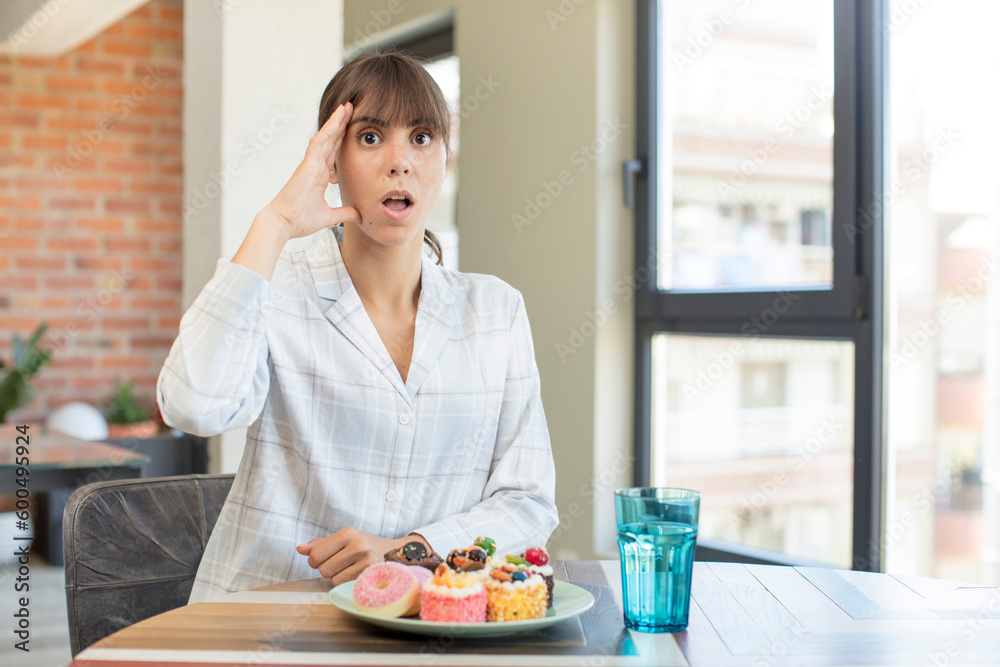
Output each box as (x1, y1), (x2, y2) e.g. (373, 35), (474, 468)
(296, 528), (430, 586)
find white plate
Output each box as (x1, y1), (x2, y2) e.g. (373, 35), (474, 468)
(328, 579), (596, 637)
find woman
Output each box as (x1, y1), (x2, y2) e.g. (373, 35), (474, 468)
(157, 50), (558, 604)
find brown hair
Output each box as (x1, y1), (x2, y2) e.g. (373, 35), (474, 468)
(318, 49), (451, 266)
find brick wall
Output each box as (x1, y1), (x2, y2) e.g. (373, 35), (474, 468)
(0, 0), (183, 423)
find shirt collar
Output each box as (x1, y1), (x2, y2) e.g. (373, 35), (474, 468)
(306, 225), (457, 403)
(307, 226), (454, 308)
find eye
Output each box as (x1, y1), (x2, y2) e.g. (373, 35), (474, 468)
(413, 132), (433, 146)
(360, 132), (380, 146)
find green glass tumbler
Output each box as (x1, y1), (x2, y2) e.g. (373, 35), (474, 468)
(615, 487), (701, 633)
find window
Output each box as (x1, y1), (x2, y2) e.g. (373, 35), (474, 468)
(740, 362), (787, 409)
(885, 0), (1000, 583)
(801, 209), (831, 247)
(418, 54), (460, 271)
(635, 0), (884, 569)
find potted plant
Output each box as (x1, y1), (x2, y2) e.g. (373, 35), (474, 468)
(0, 322), (53, 424)
(103, 379), (160, 438)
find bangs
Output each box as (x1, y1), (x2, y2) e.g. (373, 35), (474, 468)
(318, 50), (451, 142)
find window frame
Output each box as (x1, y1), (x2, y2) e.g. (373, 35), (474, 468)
(345, 14), (454, 63)
(633, 0), (886, 571)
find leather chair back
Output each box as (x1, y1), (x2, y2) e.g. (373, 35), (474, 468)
(62, 473), (235, 656)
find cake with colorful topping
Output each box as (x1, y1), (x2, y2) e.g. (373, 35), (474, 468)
(474, 536), (496, 557)
(355, 537), (554, 623)
(483, 563), (548, 622)
(445, 545), (489, 571)
(419, 563), (487, 623)
(496, 548), (554, 608)
(522, 547), (555, 608)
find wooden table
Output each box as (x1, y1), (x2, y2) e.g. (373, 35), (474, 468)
(0, 428), (150, 564)
(67, 561), (1000, 666)
(0, 428), (151, 491)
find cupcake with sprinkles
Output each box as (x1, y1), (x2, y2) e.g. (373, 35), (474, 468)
(445, 544), (489, 571)
(483, 562), (548, 622)
(462, 536), (498, 581)
(419, 563), (487, 623)
(518, 547), (555, 608)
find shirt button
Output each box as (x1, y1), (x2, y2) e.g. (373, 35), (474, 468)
(386, 490), (398, 502)
(398, 413), (410, 425)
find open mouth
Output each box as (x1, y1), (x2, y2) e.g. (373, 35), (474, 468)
(382, 195), (411, 211)
(379, 192), (414, 220)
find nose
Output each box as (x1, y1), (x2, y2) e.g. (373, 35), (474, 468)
(386, 139), (411, 176)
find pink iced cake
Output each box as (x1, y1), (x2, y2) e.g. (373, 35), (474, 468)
(419, 563), (487, 623)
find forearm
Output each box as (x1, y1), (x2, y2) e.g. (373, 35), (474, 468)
(157, 258), (273, 436)
(232, 208), (293, 281)
(412, 490), (558, 558)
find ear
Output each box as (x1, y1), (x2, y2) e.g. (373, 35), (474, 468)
(328, 164), (340, 186)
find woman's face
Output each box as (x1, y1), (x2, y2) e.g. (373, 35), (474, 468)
(333, 102), (447, 249)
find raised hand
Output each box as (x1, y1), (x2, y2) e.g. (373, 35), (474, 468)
(233, 102), (363, 279)
(264, 102), (362, 241)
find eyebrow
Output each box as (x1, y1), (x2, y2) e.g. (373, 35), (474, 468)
(349, 115), (433, 129)
(349, 115), (387, 128)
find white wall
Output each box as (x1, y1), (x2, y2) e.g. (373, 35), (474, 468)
(183, 0), (344, 472)
(343, 0), (636, 560)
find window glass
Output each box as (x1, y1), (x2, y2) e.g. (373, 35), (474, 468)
(660, 0), (834, 290)
(422, 54), (460, 270)
(885, 0), (1000, 584)
(652, 334), (855, 566)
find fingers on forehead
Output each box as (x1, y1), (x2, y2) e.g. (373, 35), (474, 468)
(319, 103), (351, 136)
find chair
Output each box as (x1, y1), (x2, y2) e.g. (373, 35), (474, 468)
(62, 473), (235, 656)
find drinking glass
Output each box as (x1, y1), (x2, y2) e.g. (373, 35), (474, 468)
(615, 487), (700, 633)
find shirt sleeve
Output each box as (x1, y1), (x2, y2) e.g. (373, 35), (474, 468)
(409, 291), (559, 555)
(156, 258), (274, 437)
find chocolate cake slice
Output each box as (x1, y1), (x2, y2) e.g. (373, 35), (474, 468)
(383, 540), (443, 572)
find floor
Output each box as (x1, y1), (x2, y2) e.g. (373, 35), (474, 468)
(1, 555), (73, 666)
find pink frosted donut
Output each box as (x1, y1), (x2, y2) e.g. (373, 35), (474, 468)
(407, 565), (433, 588)
(353, 562), (419, 617)
(404, 565), (434, 616)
